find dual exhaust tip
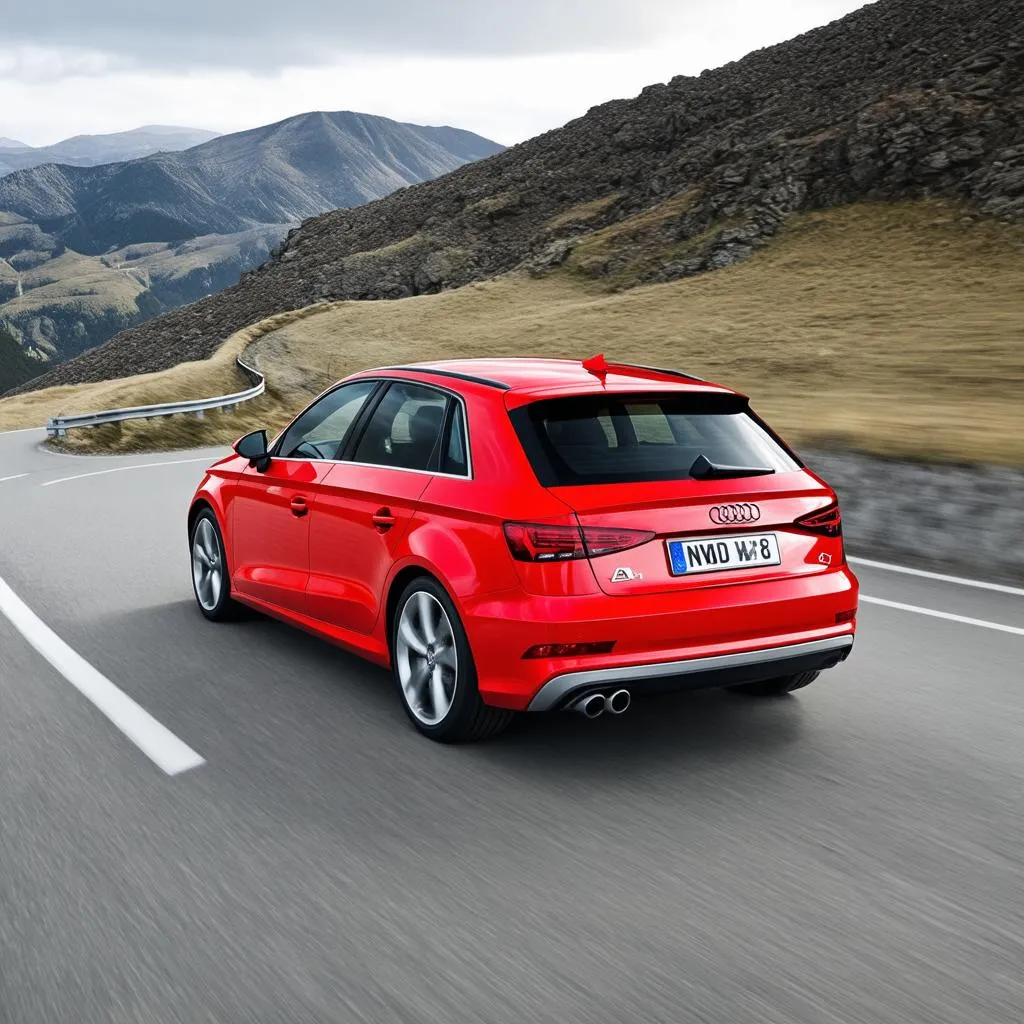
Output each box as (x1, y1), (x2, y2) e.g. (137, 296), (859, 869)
(569, 689), (631, 718)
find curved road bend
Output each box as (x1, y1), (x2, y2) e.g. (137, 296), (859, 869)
(1, 427), (1022, 1024)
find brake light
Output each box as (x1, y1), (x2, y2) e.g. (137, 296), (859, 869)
(795, 502), (842, 537)
(503, 522), (655, 562)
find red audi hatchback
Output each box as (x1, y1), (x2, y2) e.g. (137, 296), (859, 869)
(188, 356), (857, 741)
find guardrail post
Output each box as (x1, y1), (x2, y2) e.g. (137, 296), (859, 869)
(194, 410), (205, 421)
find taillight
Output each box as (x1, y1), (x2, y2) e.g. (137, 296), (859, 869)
(503, 522), (585, 562)
(503, 522), (655, 562)
(582, 527), (656, 557)
(795, 501), (842, 537)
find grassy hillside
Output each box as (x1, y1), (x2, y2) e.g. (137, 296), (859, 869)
(1, 201), (1021, 465)
(0, 226), (287, 361)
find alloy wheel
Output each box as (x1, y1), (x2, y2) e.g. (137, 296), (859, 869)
(192, 518), (224, 612)
(395, 590), (458, 725)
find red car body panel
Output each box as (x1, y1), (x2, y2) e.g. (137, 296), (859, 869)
(189, 358), (858, 711)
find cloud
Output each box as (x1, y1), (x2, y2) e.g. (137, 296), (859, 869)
(0, 1), (869, 147)
(3, 0), (696, 71)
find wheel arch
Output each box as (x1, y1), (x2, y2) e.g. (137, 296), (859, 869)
(383, 562), (459, 657)
(187, 497), (215, 539)
(187, 494), (234, 575)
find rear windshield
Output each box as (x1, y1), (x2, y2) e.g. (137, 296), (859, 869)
(509, 393), (801, 486)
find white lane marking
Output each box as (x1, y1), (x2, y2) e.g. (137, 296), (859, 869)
(0, 474), (28, 483)
(850, 557), (1024, 598)
(861, 595), (1024, 637)
(0, 575), (205, 775)
(0, 427), (45, 435)
(41, 456), (215, 487)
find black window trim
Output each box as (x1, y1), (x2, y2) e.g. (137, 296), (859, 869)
(378, 365), (511, 391)
(270, 376), (474, 479)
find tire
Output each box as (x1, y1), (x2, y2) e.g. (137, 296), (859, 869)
(189, 509), (242, 622)
(728, 670), (820, 697)
(391, 576), (514, 743)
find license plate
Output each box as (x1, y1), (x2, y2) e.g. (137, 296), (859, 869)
(667, 533), (781, 576)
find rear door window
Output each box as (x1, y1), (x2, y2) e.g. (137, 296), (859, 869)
(352, 381), (450, 472)
(510, 393), (800, 486)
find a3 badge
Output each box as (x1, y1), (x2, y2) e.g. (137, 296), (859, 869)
(610, 567), (644, 582)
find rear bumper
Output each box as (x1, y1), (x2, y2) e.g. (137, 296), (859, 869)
(526, 635), (854, 711)
(463, 564), (858, 710)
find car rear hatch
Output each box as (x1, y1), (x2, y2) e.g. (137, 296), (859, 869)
(507, 389), (844, 597)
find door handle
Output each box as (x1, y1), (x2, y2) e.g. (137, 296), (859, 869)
(372, 507), (396, 531)
(290, 496), (309, 517)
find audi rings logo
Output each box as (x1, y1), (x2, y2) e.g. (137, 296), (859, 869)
(709, 503), (761, 525)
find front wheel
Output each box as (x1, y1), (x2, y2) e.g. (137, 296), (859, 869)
(392, 577), (513, 743)
(190, 510), (241, 621)
(728, 670), (820, 697)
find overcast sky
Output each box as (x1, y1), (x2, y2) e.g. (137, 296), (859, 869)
(2, 0), (869, 147)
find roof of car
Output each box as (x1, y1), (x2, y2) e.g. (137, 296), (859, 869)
(367, 357), (738, 400)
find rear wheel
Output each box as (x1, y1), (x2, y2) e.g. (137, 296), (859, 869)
(729, 670), (820, 697)
(392, 576), (513, 743)
(190, 510), (241, 621)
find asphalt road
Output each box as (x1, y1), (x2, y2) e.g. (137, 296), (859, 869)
(1, 427), (1022, 1024)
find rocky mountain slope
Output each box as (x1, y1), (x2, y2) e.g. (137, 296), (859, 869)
(0, 125), (220, 176)
(10, 0), (1023, 394)
(0, 112), (502, 379)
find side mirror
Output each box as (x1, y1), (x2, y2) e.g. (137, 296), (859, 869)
(233, 429), (271, 472)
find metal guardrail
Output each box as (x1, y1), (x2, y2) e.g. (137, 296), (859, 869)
(46, 356), (265, 437)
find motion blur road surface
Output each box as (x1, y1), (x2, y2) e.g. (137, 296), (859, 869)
(1, 428), (1022, 1024)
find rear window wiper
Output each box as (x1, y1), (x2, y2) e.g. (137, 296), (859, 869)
(689, 454), (776, 480)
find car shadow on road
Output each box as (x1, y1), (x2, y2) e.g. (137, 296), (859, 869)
(479, 686), (809, 778)
(101, 598), (809, 780)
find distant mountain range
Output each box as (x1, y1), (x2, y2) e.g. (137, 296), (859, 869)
(0, 111), (503, 385)
(0, 125), (221, 175)
(0, 112), (504, 254)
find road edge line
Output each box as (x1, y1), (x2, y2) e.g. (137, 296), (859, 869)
(849, 557), (1024, 597)
(860, 595), (1024, 637)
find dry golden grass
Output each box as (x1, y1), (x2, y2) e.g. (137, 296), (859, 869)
(547, 192), (625, 229)
(2, 200), (1022, 464)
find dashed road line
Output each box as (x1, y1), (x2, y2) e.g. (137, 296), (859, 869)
(0, 473), (28, 483)
(0, 575), (205, 775)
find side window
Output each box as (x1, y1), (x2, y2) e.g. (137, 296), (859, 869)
(442, 402), (469, 476)
(276, 380), (378, 460)
(352, 381), (448, 472)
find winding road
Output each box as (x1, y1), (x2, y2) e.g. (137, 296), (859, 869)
(1, 427), (1022, 1024)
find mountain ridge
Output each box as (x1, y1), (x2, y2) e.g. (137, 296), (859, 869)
(0, 125), (220, 175)
(0, 111), (504, 388)
(0, 111), (505, 253)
